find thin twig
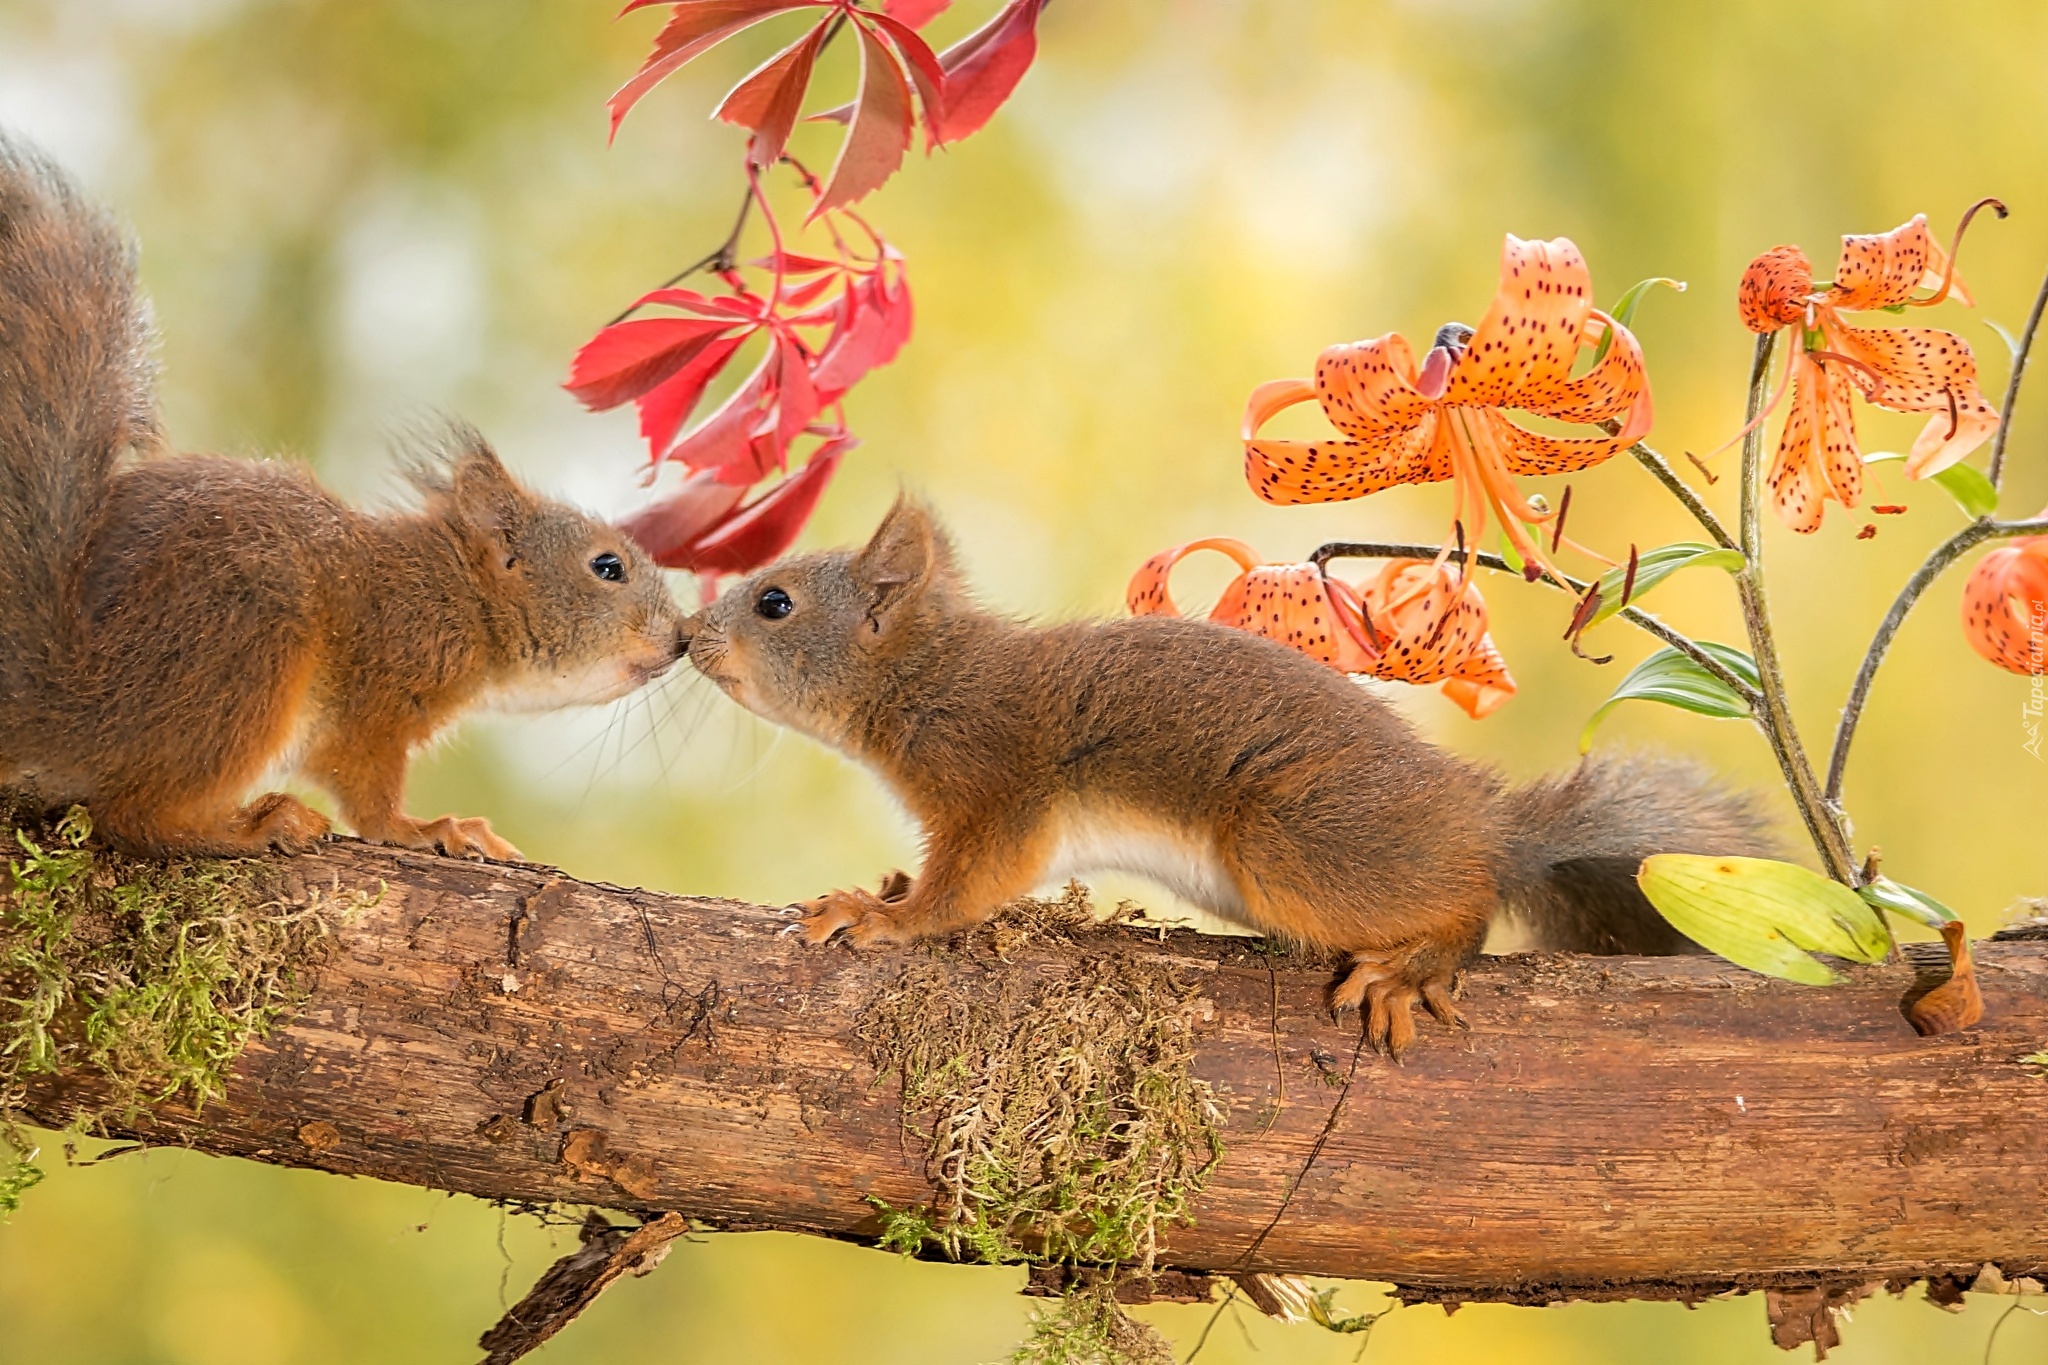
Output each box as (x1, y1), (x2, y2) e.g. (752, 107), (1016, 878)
(1989, 261), (2048, 491)
(1824, 514), (2048, 801)
(1310, 542), (1762, 703)
(1731, 333), (1858, 883)
(604, 184), (756, 327)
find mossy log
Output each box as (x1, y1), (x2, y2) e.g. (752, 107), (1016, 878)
(17, 839), (2048, 1304)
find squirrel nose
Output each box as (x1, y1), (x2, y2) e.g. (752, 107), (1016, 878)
(676, 612), (703, 658)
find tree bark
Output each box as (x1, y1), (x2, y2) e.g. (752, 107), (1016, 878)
(18, 840), (2048, 1304)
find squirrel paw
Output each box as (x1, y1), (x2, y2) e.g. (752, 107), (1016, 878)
(1330, 954), (1466, 1060)
(377, 814), (523, 862)
(228, 793), (331, 854)
(793, 886), (905, 948)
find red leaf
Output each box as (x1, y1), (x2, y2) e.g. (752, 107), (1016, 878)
(633, 286), (762, 320)
(933, 0), (1043, 144)
(618, 467), (750, 563)
(636, 331), (749, 458)
(861, 12), (947, 147)
(881, 0), (951, 27)
(608, 1), (820, 141)
(672, 438), (853, 574)
(773, 331), (821, 455)
(715, 16), (832, 169)
(814, 19), (915, 214)
(752, 251), (844, 275)
(565, 317), (739, 410)
(669, 352), (773, 476)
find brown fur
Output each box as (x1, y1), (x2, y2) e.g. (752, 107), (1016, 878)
(689, 500), (1778, 1055)
(0, 134), (690, 859)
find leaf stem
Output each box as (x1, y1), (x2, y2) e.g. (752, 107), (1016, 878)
(604, 179), (758, 326)
(1823, 513), (2048, 803)
(1628, 441), (1739, 550)
(1989, 260), (2048, 491)
(1308, 542), (1761, 703)
(1731, 333), (1858, 884)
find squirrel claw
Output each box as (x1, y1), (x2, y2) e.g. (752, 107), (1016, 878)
(795, 886), (903, 948)
(374, 814), (523, 863)
(1330, 953), (1464, 1060)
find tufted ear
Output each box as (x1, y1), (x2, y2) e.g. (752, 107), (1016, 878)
(851, 496), (943, 628)
(448, 442), (531, 566)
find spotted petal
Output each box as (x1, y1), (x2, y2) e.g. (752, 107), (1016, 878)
(1828, 215), (1962, 313)
(1354, 560), (1514, 716)
(1821, 318), (2000, 479)
(1959, 537), (2048, 675)
(1739, 245), (1814, 332)
(1312, 333), (1437, 439)
(1230, 562), (1378, 670)
(1768, 352), (1862, 533)
(1510, 309), (1653, 440)
(1244, 411), (1451, 505)
(1126, 537), (1260, 617)
(1440, 633), (1516, 719)
(1445, 235), (1594, 408)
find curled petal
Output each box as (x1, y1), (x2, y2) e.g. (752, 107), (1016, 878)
(1960, 538), (2048, 675)
(1440, 633), (1517, 719)
(1828, 215), (1941, 313)
(1738, 245), (1814, 332)
(1230, 563), (1378, 671)
(1312, 334), (1436, 439)
(1820, 319), (2001, 479)
(1245, 414), (1451, 506)
(1126, 537), (1261, 617)
(1351, 560), (1513, 716)
(1445, 235), (1593, 408)
(1240, 378), (1316, 441)
(1768, 352), (1862, 533)
(1506, 307), (1652, 440)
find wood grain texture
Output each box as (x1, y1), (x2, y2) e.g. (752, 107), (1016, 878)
(19, 840), (2048, 1303)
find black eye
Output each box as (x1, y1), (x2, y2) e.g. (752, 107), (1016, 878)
(756, 587), (794, 620)
(590, 552), (625, 582)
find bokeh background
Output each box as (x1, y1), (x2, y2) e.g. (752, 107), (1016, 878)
(2, 1), (2046, 1361)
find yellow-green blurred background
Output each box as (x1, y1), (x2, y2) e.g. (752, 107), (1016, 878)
(2, 1), (2045, 1361)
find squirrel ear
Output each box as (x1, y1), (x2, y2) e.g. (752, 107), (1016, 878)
(851, 497), (938, 624)
(448, 443), (529, 559)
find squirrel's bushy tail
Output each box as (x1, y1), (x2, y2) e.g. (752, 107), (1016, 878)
(1495, 754), (1780, 955)
(0, 134), (157, 751)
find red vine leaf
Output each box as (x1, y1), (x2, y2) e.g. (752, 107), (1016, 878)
(859, 12), (947, 147)
(932, 0), (1044, 144)
(565, 317), (739, 411)
(609, 1), (821, 140)
(881, 0), (951, 26)
(659, 438), (855, 576)
(636, 332), (749, 457)
(814, 19), (917, 214)
(715, 16), (833, 169)
(618, 467), (751, 564)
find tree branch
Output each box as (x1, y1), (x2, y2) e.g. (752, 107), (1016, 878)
(18, 840), (2048, 1308)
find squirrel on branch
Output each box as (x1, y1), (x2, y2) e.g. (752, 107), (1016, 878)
(0, 135), (689, 859)
(686, 499), (1777, 1055)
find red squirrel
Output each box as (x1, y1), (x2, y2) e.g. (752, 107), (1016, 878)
(0, 135), (689, 859)
(685, 499), (1776, 1054)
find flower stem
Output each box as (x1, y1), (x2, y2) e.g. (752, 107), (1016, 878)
(1627, 441), (1740, 551)
(1988, 260), (2048, 492)
(1824, 512), (2048, 803)
(1732, 333), (1859, 884)
(1308, 542), (1761, 703)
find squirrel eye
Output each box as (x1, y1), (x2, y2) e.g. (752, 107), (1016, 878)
(590, 552), (626, 583)
(756, 587), (794, 620)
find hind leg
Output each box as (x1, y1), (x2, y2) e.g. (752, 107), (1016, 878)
(1329, 931), (1478, 1059)
(98, 790), (329, 857)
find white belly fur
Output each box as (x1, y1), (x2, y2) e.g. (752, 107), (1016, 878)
(1041, 804), (1246, 920)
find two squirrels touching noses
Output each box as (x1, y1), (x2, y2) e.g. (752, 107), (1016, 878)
(1, 133), (1772, 1057)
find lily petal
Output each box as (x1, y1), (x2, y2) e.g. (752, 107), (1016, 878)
(1511, 309), (1652, 439)
(1820, 319), (2001, 479)
(1738, 245), (1814, 332)
(1126, 537), (1261, 617)
(1960, 537), (2048, 675)
(1768, 352), (1862, 533)
(1440, 633), (1517, 719)
(1245, 415), (1452, 505)
(1241, 378), (1317, 440)
(1446, 235), (1594, 408)
(1313, 334), (1437, 438)
(1828, 215), (1939, 313)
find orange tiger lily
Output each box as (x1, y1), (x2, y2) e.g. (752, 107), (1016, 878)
(1125, 538), (1516, 718)
(1737, 209), (2002, 533)
(1959, 534), (2048, 676)
(1241, 235), (1652, 586)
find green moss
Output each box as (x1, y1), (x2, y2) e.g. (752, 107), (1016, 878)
(0, 800), (363, 1210)
(858, 887), (1226, 1363)
(1008, 1282), (1175, 1365)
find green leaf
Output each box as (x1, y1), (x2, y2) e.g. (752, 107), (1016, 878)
(1857, 875), (1960, 931)
(1637, 854), (1892, 984)
(1592, 276), (1686, 366)
(1587, 542), (1745, 627)
(1986, 319), (2023, 366)
(1863, 450), (2000, 520)
(1579, 641), (1759, 753)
